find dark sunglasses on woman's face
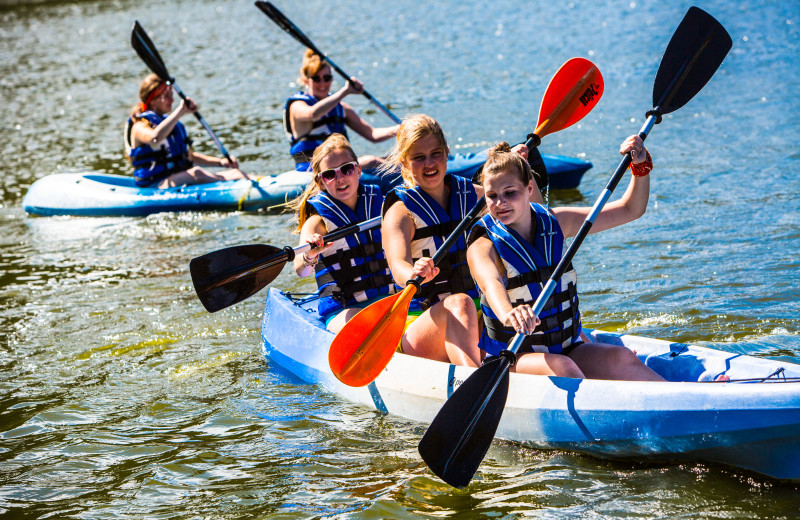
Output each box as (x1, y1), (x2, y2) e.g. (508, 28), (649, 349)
(310, 74), (333, 83)
(319, 161), (358, 182)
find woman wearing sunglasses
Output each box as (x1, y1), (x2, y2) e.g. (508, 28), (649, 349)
(289, 133), (396, 333)
(125, 74), (248, 188)
(284, 49), (399, 172)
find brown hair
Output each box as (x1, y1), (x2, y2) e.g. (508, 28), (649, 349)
(478, 142), (534, 186)
(288, 133), (359, 232)
(297, 48), (328, 84)
(379, 114), (448, 186)
(129, 73), (164, 117)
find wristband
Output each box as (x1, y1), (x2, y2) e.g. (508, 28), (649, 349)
(302, 252), (319, 267)
(630, 150), (653, 177)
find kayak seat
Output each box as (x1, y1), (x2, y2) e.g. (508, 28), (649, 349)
(643, 351), (706, 382)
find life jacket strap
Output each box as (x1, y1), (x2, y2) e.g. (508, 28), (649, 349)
(482, 282), (580, 350)
(506, 263), (574, 291)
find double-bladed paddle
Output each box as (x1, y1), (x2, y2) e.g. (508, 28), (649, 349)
(254, 1), (402, 125)
(190, 216), (381, 313)
(131, 21), (234, 164)
(418, 6), (732, 489)
(327, 57), (605, 388)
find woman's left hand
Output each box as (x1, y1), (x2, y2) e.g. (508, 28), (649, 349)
(344, 77), (365, 96)
(620, 135), (647, 164)
(511, 143), (529, 160)
(220, 156), (239, 169)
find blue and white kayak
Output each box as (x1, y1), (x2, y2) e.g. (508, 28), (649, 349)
(22, 170), (313, 217)
(22, 153), (591, 217)
(261, 289), (800, 482)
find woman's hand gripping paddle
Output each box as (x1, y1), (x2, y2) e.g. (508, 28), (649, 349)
(131, 21), (234, 164)
(328, 57), (605, 388)
(418, 6), (732, 489)
(254, 1), (401, 125)
(328, 199), (487, 388)
(189, 216), (381, 313)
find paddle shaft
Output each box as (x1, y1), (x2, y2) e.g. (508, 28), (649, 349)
(439, 115), (657, 478)
(509, 117), (657, 354)
(321, 55), (401, 124)
(421, 7), (732, 488)
(204, 215), (381, 292)
(338, 200), (486, 378)
(168, 81), (232, 162)
(405, 197), (487, 292)
(131, 22), (233, 162)
(255, 1), (401, 124)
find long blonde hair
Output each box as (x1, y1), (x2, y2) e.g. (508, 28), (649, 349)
(379, 114), (449, 186)
(297, 48), (327, 85)
(288, 133), (358, 232)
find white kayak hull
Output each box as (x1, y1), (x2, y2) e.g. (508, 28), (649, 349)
(261, 289), (800, 481)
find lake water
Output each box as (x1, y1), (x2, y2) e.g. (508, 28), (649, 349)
(1, 0), (799, 517)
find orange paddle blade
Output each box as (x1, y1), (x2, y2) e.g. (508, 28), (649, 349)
(535, 57), (604, 139)
(329, 285), (416, 387)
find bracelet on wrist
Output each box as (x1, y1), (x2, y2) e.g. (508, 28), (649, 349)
(302, 252), (319, 267)
(630, 150), (653, 177)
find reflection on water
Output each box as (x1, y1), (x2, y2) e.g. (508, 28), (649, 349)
(1, 0), (799, 517)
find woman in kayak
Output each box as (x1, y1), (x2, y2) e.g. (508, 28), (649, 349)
(290, 133), (396, 333)
(125, 74), (249, 188)
(285, 49), (399, 172)
(467, 139), (666, 380)
(380, 114), (530, 367)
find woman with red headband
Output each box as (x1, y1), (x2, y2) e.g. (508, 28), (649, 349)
(125, 74), (249, 188)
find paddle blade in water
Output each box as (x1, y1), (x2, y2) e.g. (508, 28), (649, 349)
(535, 57), (604, 139)
(190, 244), (287, 313)
(131, 21), (172, 82)
(418, 356), (511, 488)
(653, 7), (732, 114)
(329, 287), (415, 387)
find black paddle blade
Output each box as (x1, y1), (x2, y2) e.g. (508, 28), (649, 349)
(189, 244), (288, 312)
(131, 21), (173, 82)
(255, 1), (318, 53)
(418, 356), (511, 488)
(653, 7), (732, 115)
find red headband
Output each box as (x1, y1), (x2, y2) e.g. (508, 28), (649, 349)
(140, 81), (170, 112)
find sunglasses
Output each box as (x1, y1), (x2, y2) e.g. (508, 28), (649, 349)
(319, 161), (358, 182)
(310, 74), (333, 83)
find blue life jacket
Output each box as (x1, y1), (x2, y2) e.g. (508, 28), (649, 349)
(308, 184), (395, 319)
(284, 92), (348, 171)
(125, 111), (193, 187)
(469, 203), (582, 356)
(383, 173), (479, 310)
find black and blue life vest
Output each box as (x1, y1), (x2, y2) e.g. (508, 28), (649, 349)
(284, 92), (348, 171)
(470, 203), (582, 356)
(125, 111), (193, 187)
(308, 184), (395, 319)
(383, 173), (479, 310)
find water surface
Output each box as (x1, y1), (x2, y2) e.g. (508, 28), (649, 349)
(1, 0), (799, 517)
